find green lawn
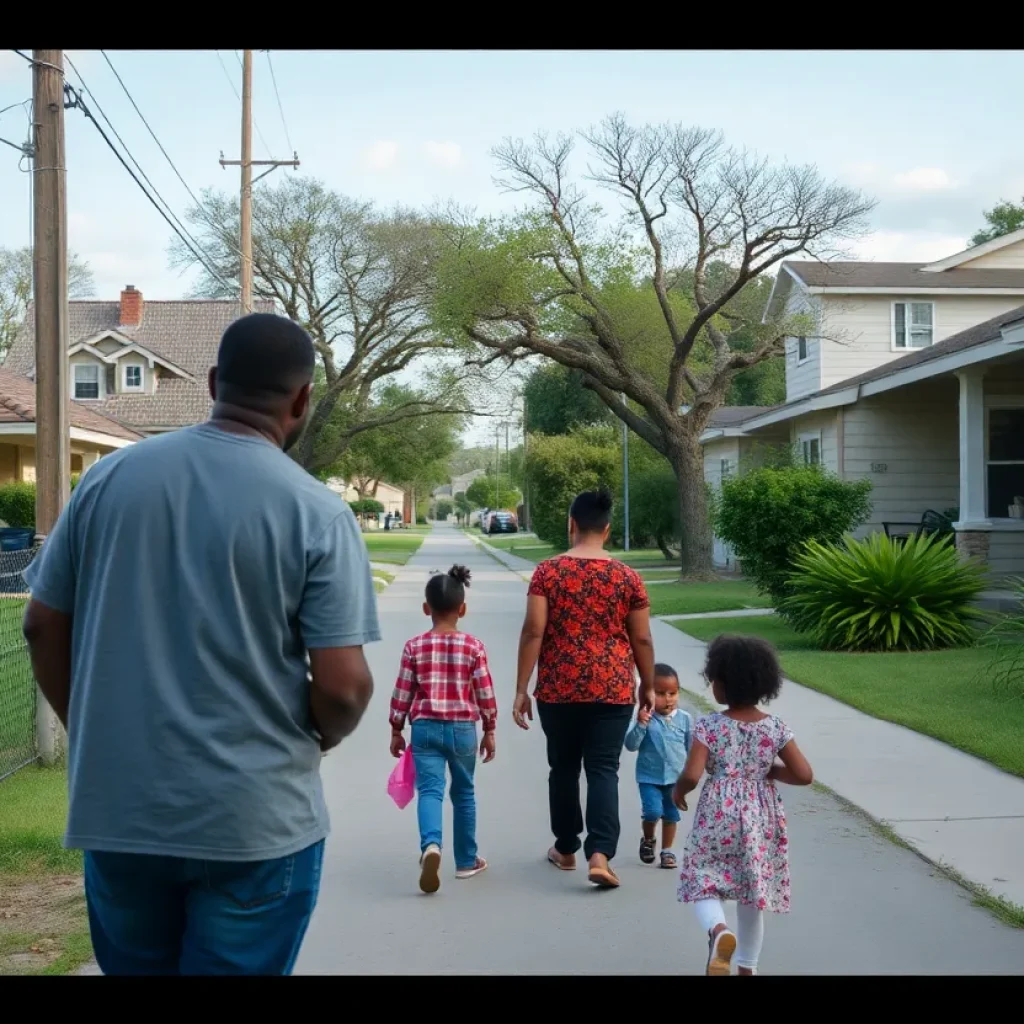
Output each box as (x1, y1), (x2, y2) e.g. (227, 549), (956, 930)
(372, 569), (395, 594)
(362, 531), (427, 565)
(673, 615), (1024, 778)
(647, 581), (771, 617)
(0, 766), (92, 976)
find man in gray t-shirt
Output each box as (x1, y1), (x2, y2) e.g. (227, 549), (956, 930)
(23, 313), (380, 976)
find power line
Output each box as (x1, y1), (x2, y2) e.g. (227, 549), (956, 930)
(60, 73), (234, 292)
(98, 49), (246, 264)
(63, 54), (228, 288)
(265, 51), (294, 155)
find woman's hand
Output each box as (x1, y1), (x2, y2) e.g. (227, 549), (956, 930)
(390, 730), (406, 758)
(512, 693), (533, 731)
(672, 783), (688, 812)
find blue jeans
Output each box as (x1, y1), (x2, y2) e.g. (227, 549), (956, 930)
(83, 839), (324, 975)
(639, 783), (681, 825)
(411, 719), (478, 870)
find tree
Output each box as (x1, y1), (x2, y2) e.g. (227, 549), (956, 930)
(0, 246), (95, 358)
(317, 383), (464, 498)
(971, 197), (1024, 247)
(453, 491), (472, 523)
(523, 362), (612, 434)
(168, 176), (482, 472)
(466, 472), (520, 510)
(435, 498), (454, 520)
(435, 115), (874, 576)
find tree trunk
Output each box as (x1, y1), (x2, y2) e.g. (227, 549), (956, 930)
(655, 533), (679, 562)
(670, 435), (716, 581)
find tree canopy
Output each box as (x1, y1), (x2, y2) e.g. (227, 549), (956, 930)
(523, 362), (612, 434)
(971, 197), (1024, 247)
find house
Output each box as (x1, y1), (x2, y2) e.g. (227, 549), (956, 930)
(0, 367), (142, 483)
(702, 228), (1024, 581)
(4, 286), (275, 435)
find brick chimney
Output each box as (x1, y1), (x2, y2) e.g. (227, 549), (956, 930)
(119, 285), (143, 327)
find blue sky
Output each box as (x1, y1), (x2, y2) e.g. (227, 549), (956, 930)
(1, 50), (1021, 444)
(1, 49), (1021, 300)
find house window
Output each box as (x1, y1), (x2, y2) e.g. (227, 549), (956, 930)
(893, 301), (934, 349)
(720, 458), (735, 482)
(800, 433), (821, 466)
(73, 363), (100, 400)
(123, 364), (143, 391)
(987, 407), (1024, 518)
(797, 336), (808, 363)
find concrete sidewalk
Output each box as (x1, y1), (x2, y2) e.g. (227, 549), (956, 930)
(475, 533), (1024, 910)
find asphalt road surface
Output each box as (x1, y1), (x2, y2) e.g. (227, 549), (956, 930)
(296, 524), (1024, 975)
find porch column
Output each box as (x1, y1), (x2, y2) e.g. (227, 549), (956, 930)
(78, 451), (100, 477)
(957, 368), (987, 524)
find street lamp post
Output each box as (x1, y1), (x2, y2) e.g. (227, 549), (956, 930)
(622, 393), (630, 552)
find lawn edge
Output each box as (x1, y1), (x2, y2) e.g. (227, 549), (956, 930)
(466, 533), (533, 582)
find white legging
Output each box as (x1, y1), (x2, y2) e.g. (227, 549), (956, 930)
(693, 899), (765, 971)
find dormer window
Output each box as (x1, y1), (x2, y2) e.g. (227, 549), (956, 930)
(893, 302), (934, 349)
(73, 363), (100, 400)
(123, 364), (144, 391)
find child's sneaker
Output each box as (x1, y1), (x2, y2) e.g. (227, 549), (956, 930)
(419, 844), (441, 894)
(639, 836), (656, 864)
(455, 857), (488, 880)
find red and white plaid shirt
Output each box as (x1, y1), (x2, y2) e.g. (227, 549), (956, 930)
(389, 630), (497, 733)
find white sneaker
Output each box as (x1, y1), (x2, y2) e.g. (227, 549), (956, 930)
(455, 858), (488, 880)
(419, 844), (441, 894)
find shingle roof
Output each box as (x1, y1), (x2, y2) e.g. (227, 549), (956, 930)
(0, 367), (142, 441)
(4, 297), (276, 429)
(783, 261), (1024, 291)
(708, 405), (776, 427)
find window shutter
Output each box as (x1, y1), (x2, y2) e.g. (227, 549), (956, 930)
(105, 365), (116, 395)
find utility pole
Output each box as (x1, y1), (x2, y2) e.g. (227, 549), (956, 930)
(219, 50), (299, 313)
(32, 48), (68, 765)
(521, 396), (530, 532)
(622, 394), (630, 552)
(494, 425), (501, 509)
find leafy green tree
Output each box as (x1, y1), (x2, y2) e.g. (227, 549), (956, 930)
(971, 197), (1024, 247)
(523, 362), (612, 434)
(453, 491), (472, 523)
(466, 472), (520, 510)
(434, 116), (873, 576)
(0, 246), (94, 358)
(435, 498), (454, 520)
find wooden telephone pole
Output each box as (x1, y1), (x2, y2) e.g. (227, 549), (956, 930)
(32, 48), (69, 764)
(219, 50), (299, 313)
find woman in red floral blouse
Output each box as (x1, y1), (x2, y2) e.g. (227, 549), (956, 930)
(513, 488), (655, 889)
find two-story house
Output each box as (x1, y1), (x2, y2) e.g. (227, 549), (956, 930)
(702, 227), (1024, 581)
(5, 286), (275, 438)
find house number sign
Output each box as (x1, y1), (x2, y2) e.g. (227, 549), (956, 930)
(871, 463), (888, 473)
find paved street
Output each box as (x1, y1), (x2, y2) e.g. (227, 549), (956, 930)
(296, 525), (1024, 975)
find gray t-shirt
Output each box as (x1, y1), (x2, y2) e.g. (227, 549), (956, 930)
(23, 423), (381, 862)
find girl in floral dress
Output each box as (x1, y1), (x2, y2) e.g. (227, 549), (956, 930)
(673, 635), (814, 976)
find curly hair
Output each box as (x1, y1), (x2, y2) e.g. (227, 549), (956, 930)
(425, 564), (472, 613)
(703, 634), (783, 707)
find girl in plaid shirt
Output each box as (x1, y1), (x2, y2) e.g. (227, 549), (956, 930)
(390, 565), (497, 894)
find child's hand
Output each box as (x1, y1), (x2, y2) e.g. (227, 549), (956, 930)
(638, 707), (652, 725)
(481, 732), (496, 763)
(390, 731), (406, 758)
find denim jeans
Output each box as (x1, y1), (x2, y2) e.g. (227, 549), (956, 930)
(639, 782), (681, 824)
(411, 719), (478, 870)
(536, 701), (633, 862)
(83, 839), (324, 975)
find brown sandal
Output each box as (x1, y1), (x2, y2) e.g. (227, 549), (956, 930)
(587, 863), (620, 888)
(547, 847), (577, 871)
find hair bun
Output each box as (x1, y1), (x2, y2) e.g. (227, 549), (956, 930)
(596, 486), (613, 512)
(448, 564), (472, 587)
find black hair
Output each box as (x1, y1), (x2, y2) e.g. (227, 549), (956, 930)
(703, 634), (783, 707)
(569, 486), (613, 534)
(215, 313), (316, 409)
(654, 663), (679, 681)
(425, 564), (472, 614)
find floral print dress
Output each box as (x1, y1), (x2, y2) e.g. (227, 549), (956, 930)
(677, 713), (794, 913)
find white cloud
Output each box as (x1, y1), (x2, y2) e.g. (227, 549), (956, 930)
(891, 167), (957, 192)
(422, 141), (463, 170)
(361, 140), (399, 172)
(852, 229), (969, 264)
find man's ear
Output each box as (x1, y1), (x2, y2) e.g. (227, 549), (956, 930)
(208, 367), (217, 401)
(292, 381), (312, 419)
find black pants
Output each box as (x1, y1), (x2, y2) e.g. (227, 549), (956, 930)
(537, 701), (633, 862)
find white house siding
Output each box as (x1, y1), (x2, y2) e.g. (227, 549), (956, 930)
(987, 533), (1024, 581)
(703, 437), (741, 568)
(817, 294), (1024, 392)
(957, 238), (1024, 270)
(783, 290), (822, 402)
(839, 379), (960, 537)
(787, 410), (839, 474)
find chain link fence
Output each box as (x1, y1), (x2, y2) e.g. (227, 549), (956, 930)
(0, 545), (37, 782)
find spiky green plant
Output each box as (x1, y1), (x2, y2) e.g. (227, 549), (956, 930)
(979, 577), (1024, 700)
(782, 532), (987, 652)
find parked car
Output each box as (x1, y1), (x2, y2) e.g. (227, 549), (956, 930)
(488, 511), (518, 535)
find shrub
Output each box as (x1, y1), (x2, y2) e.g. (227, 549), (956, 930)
(349, 498), (385, 519)
(0, 481), (37, 529)
(782, 532), (987, 652)
(435, 499), (453, 520)
(524, 429), (619, 548)
(612, 465), (680, 558)
(979, 577), (1024, 700)
(715, 465), (873, 604)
